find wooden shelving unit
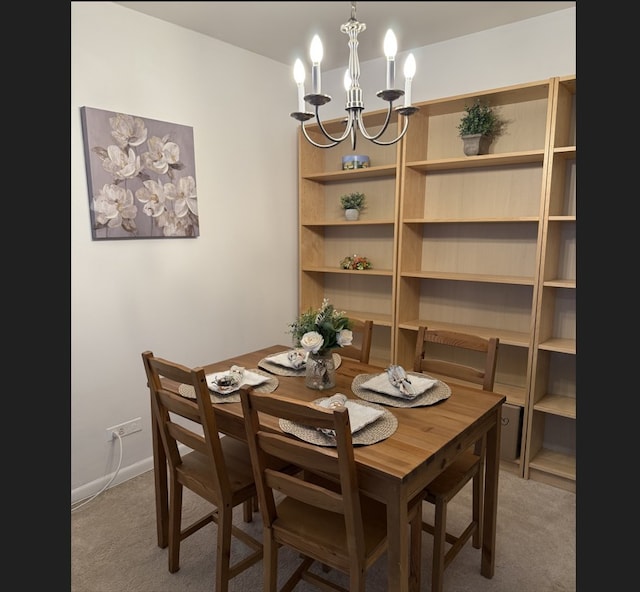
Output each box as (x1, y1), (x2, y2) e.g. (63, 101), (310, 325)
(297, 77), (576, 491)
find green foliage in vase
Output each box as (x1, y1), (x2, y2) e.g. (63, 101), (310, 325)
(339, 192), (366, 211)
(457, 99), (500, 138)
(289, 299), (353, 354)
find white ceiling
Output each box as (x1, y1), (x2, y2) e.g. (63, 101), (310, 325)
(115, 2), (575, 72)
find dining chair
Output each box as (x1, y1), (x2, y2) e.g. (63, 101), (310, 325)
(240, 388), (423, 592)
(339, 318), (374, 363)
(141, 351), (263, 592)
(413, 327), (499, 592)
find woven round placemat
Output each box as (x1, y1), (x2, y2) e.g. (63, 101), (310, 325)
(351, 372), (451, 408)
(279, 398), (397, 447)
(258, 352), (342, 377)
(178, 368), (278, 404)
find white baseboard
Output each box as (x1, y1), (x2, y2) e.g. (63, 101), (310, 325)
(71, 456), (154, 504)
(71, 442), (197, 505)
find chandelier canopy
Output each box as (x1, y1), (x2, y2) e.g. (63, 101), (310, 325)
(290, 1), (418, 150)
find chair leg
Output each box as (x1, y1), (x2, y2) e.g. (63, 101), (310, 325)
(243, 498), (253, 523)
(168, 480), (182, 573)
(431, 496), (447, 592)
(216, 504), (233, 592)
(264, 530), (279, 592)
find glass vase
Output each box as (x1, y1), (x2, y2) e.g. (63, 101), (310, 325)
(305, 350), (336, 390)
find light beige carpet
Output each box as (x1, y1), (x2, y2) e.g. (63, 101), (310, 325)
(71, 468), (575, 591)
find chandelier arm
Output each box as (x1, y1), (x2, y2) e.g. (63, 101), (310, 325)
(368, 114), (411, 146)
(354, 104), (393, 141)
(299, 122), (340, 149)
(316, 107), (355, 145)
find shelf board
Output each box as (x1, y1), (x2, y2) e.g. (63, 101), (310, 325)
(407, 150), (545, 172)
(533, 393), (576, 418)
(302, 266), (393, 277)
(548, 215), (575, 222)
(403, 217), (539, 224)
(528, 448), (575, 481)
(303, 164), (396, 183)
(495, 383), (527, 406)
(553, 146), (576, 157)
(302, 219), (395, 227)
(543, 279), (575, 289)
(397, 320), (531, 348)
(342, 309), (393, 327)
(400, 270), (535, 286)
(538, 337), (575, 354)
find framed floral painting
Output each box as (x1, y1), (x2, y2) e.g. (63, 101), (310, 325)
(80, 107), (199, 240)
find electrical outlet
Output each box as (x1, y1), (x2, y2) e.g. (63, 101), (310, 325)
(106, 417), (142, 441)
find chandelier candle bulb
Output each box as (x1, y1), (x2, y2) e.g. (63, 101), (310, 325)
(310, 35), (323, 94)
(294, 59), (306, 113)
(403, 53), (416, 107)
(383, 29), (397, 90)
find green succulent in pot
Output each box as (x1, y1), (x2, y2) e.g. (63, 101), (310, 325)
(340, 192), (366, 211)
(457, 99), (499, 138)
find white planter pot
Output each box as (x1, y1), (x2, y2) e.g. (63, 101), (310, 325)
(344, 209), (360, 221)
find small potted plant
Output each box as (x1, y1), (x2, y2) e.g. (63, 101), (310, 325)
(340, 192), (366, 221)
(458, 99), (500, 156)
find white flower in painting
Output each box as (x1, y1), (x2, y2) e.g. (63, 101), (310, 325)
(157, 209), (193, 237)
(109, 113), (148, 149)
(142, 135), (180, 176)
(93, 184), (137, 230)
(135, 178), (168, 217)
(164, 175), (197, 217)
(101, 145), (142, 180)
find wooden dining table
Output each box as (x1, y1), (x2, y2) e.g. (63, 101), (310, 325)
(150, 344), (505, 592)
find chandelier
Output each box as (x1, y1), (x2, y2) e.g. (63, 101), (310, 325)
(290, 1), (418, 150)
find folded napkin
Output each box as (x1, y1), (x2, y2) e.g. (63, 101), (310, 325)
(206, 366), (268, 394)
(316, 394), (385, 434)
(360, 371), (437, 400)
(386, 365), (414, 396)
(265, 350), (309, 369)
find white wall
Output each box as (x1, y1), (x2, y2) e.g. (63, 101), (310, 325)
(319, 8), (576, 120)
(71, 3), (575, 502)
(71, 1), (299, 500)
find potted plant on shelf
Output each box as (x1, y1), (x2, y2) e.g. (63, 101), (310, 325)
(340, 192), (366, 221)
(458, 99), (500, 156)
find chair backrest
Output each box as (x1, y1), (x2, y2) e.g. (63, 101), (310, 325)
(240, 389), (368, 558)
(413, 327), (499, 391)
(141, 350), (232, 502)
(339, 318), (374, 363)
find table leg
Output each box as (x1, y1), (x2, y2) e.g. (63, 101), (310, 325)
(151, 404), (168, 549)
(386, 486), (410, 592)
(481, 406), (501, 578)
